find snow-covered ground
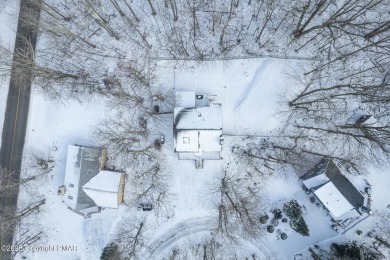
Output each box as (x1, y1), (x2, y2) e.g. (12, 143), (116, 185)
(0, 1), (388, 259)
(341, 167), (390, 256)
(262, 174), (338, 259)
(0, 0), (19, 146)
(15, 57), (306, 259)
(0, 1), (18, 46)
(354, 167), (390, 211)
(10, 56), (390, 260)
(153, 58), (305, 134)
(145, 58), (307, 258)
(16, 91), (114, 260)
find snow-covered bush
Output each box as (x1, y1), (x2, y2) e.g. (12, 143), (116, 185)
(283, 200), (302, 220)
(283, 200), (309, 236)
(290, 217), (309, 237)
(100, 243), (121, 260)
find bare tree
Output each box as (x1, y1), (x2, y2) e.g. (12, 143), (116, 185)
(235, 136), (305, 177)
(92, 111), (153, 160)
(166, 0), (179, 21)
(126, 162), (175, 218)
(292, 0), (384, 39)
(146, 0), (157, 16)
(0, 168), (46, 256)
(112, 215), (147, 259)
(123, 0), (141, 22)
(208, 163), (264, 241)
(23, 148), (55, 180)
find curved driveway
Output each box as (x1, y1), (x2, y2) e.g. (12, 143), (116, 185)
(145, 217), (278, 259)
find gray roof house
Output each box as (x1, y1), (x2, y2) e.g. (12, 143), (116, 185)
(62, 145), (125, 214)
(300, 159), (365, 222)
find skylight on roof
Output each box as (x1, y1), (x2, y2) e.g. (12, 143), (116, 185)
(183, 137), (190, 144)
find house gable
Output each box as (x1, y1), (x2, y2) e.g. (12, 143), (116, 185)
(301, 158), (364, 213)
(82, 170), (123, 209)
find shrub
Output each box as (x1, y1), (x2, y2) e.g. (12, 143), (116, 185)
(153, 139), (161, 150)
(331, 241), (382, 260)
(281, 233), (287, 240)
(272, 208), (283, 220)
(283, 200), (310, 236)
(290, 217), (310, 236)
(259, 215), (269, 224)
(332, 242), (361, 260)
(267, 225), (274, 233)
(100, 243), (121, 260)
(283, 200), (302, 220)
(281, 218), (288, 223)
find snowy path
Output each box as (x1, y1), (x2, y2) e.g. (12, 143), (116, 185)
(252, 236), (280, 259)
(146, 217), (215, 258)
(145, 216), (278, 259)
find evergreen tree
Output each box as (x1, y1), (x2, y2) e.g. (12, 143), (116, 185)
(100, 243), (121, 260)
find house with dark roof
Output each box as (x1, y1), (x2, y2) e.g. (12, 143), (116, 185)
(60, 145), (125, 215)
(173, 91), (223, 168)
(300, 158), (368, 228)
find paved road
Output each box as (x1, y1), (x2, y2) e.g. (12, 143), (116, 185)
(0, 0), (41, 259)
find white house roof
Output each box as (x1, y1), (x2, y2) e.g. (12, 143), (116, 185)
(199, 130), (222, 152)
(302, 172), (329, 189)
(82, 189), (119, 209)
(314, 182), (355, 219)
(175, 130), (199, 152)
(175, 130), (222, 153)
(82, 171), (122, 209)
(174, 105), (222, 130)
(175, 91), (195, 108)
(83, 170), (122, 192)
(63, 145), (81, 209)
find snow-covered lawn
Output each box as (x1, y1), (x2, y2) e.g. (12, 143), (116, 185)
(142, 58), (308, 258)
(16, 91), (114, 260)
(153, 58), (305, 134)
(352, 167), (390, 211)
(13, 56), (390, 259)
(261, 172), (337, 259)
(17, 57), (307, 259)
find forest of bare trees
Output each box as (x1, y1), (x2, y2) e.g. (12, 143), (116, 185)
(4, 0), (385, 177)
(0, 165), (47, 258)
